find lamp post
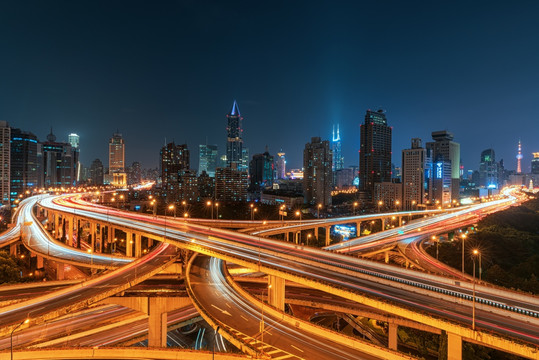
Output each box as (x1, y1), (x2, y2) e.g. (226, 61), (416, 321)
(353, 202), (358, 216)
(11, 318), (29, 360)
(317, 204), (322, 219)
(213, 325), (220, 360)
(432, 235), (439, 259)
(215, 203), (219, 219)
(378, 200), (383, 213)
(168, 204), (176, 218)
(250, 203), (255, 221)
(395, 200), (400, 212)
(207, 201), (213, 219)
(307, 233), (312, 246)
(472, 249), (479, 331)
(182, 200), (187, 214)
(411, 200), (416, 211)
(461, 234), (467, 273)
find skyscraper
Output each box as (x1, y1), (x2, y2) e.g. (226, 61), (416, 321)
(199, 144), (218, 177)
(402, 138), (430, 210)
(303, 137), (332, 206)
(226, 100), (243, 169)
(275, 150), (286, 179)
(215, 167), (248, 202)
(332, 124), (344, 171)
(359, 109), (392, 203)
(0, 121), (11, 206)
(479, 149), (499, 189)
(89, 159), (104, 185)
(426, 130), (460, 203)
(108, 132), (125, 174)
(249, 150), (274, 192)
(532, 153), (539, 175)
(10, 129), (38, 204)
(160, 142), (190, 201)
(42, 129), (78, 188)
(68, 133), (79, 149)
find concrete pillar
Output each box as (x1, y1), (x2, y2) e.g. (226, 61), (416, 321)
(314, 227), (319, 241)
(56, 263), (65, 280)
(381, 218), (386, 231)
(325, 226), (331, 246)
(148, 237), (153, 248)
(384, 251), (389, 264)
(126, 232), (133, 257)
(90, 222), (96, 253)
(285, 232), (289, 242)
(267, 275), (285, 311)
(398, 216), (402, 227)
(447, 333), (462, 360)
(54, 214), (59, 237)
(37, 256), (44, 269)
(148, 298), (168, 347)
(67, 217), (74, 247)
(356, 222), (361, 237)
(388, 323), (398, 350)
(10, 243), (17, 256)
(135, 233), (142, 258)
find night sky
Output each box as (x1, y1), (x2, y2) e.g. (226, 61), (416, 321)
(1, 1), (539, 173)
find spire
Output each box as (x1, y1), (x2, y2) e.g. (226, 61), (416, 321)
(229, 100), (241, 116)
(47, 127), (56, 142)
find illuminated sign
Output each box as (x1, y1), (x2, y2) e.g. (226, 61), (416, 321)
(435, 162), (443, 179)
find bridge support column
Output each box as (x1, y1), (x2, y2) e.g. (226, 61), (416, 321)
(356, 222), (361, 237)
(126, 232), (133, 257)
(90, 222), (96, 253)
(398, 216), (402, 226)
(267, 275), (285, 311)
(384, 251), (389, 264)
(148, 237), (153, 248)
(67, 217), (74, 247)
(314, 227), (319, 242)
(148, 298), (168, 347)
(325, 226), (331, 246)
(285, 232), (289, 242)
(10, 243), (17, 256)
(135, 233), (142, 258)
(388, 323), (398, 350)
(54, 214), (59, 238)
(381, 218), (385, 230)
(36, 255), (44, 269)
(56, 263), (65, 280)
(447, 333), (462, 360)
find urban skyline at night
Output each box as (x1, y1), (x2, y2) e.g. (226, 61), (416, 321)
(2, 1), (539, 172)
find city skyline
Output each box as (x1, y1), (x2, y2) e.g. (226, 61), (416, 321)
(2, 1), (539, 172)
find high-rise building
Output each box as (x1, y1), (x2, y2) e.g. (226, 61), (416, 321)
(516, 140), (523, 174)
(332, 124), (344, 171)
(226, 100), (243, 169)
(10, 129), (38, 204)
(42, 129), (78, 188)
(89, 159), (104, 185)
(198, 171), (215, 199)
(160, 142), (190, 202)
(426, 131), (460, 204)
(199, 144), (218, 177)
(128, 161), (142, 185)
(68, 133), (79, 149)
(215, 167), (248, 202)
(402, 138), (430, 210)
(249, 150), (274, 192)
(359, 109), (392, 203)
(109, 132), (125, 174)
(479, 149), (499, 189)
(532, 153), (539, 175)
(303, 137), (332, 206)
(0, 121), (11, 206)
(275, 150), (286, 179)
(240, 147), (249, 172)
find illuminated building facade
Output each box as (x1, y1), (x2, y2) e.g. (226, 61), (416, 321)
(215, 167), (248, 202)
(303, 137), (332, 206)
(249, 150), (274, 191)
(332, 124), (344, 171)
(426, 130), (460, 203)
(359, 109), (392, 203)
(226, 100), (243, 169)
(199, 144), (218, 177)
(160, 142), (190, 202)
(479, 149), (499, 189)
(42, 130), (78, 188)
(275, 150), (286, 179)
(0, 121), (11, 205)
(10, 128), (38, 204)
(402, 138), (429, 210)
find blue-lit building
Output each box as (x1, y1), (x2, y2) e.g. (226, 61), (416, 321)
(249, 150), (274, 193)
(10, 129), (38, 204)
(479, 149), (499, 189)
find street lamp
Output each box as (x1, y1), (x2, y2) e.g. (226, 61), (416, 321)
(215, 203), (219, 219)
(307, 233), (312, 246)
(472, 249), (479, 331)
(213, 325), (220, 360)
(11, 318), (29, 360)
(317, 204), (322, 219)
(250, 203), (255, 221)
(168, 204), (176, 218)
(353, 202), (358, 216)
(411, 200), (416, 211)
(395, 200), (400, 212)
(207, 201), (213, 219)
(87, 248), (93, 267)
(461, 234), (467, 273)
(432, 235), (439, 259)
(378, 200), (383, 213)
